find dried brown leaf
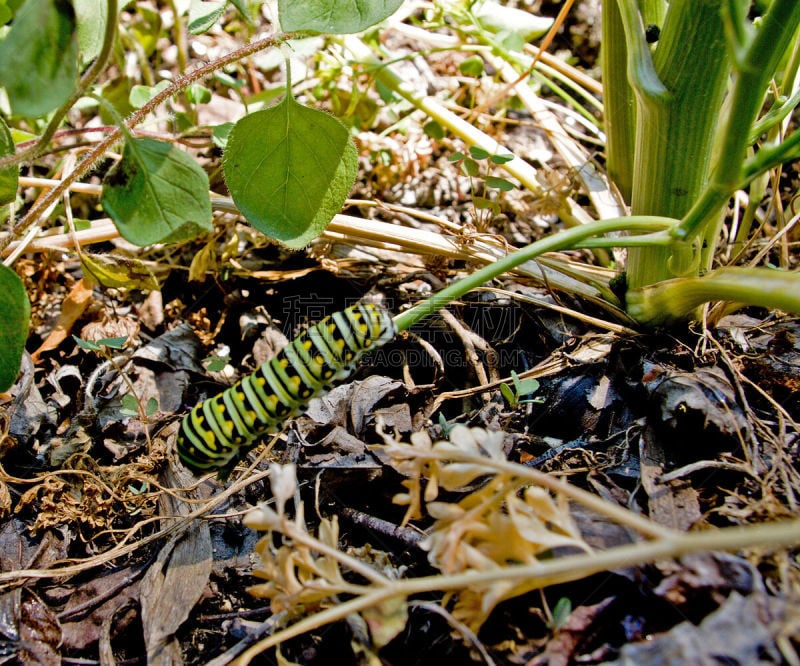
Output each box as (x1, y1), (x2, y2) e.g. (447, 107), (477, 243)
(60, 566), (142, 650)
(15, 589), (62, 666)
(30, 277), (94, 362)
(528, 597), (615, 666)
(607, 592), (791, 665)
(140, 527), (212, 665)
(639, 426), (702, 530)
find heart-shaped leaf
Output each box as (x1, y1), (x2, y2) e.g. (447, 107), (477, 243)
(101, 137), (213, 246)
(223, 96), (357, 248)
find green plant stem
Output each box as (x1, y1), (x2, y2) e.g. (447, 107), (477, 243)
(0, 31), (296, 255)
(602, 0), (667, 203)
(617, 0), (670, 103)
(748, 87), (800, 144)
(601, 0), (634, 202)
(235, 516), (800, 664)
(673, 0), (800, 262)
(742, 129), (800, 184)
(0, 0), (119, 172)
(166, 0), (189, 73)
(624, 0), (730, 289)
(392, 216), (676, 333)
(626, 266), (800, 326)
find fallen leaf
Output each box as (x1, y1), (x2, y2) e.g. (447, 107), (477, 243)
(60, 566), (143, 650)
(31, 277), (94, 362)
(140, 462), (213, 664)
(606, 592), (789, 665)
(639, 426), (702, 530)
(527, 597), (615, 666)
(0, 588), (62, 665)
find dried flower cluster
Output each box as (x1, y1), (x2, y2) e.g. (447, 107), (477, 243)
(378, 424), (590, 627)
(245, 426), (590, 633)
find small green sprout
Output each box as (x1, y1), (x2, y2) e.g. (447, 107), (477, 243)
(500, 371), (542, 407)
(203, 354), (231, 373)
(447, 146), (516, 224)
(550, 596), (573, 629)
(437, 412), (455, 436)
(73, 335), (128, 352)
(120, 394), (158, 418)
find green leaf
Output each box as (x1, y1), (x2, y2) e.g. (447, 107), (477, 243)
(0, 116), (18, 205)
(129, 80), (170, 109)
(486, 176), (515, 191)
(73, 336), (102, 352)
(145, 396), (159, 417)
(203, 355), (230, 372)
(120, 393), (140, 416)
(229, 0), (248, 19)
(214, 70), (244, 89)
(0, 264), (29, 392)
(458, 55), (484, 78)
(423, 120), (444, 140)
(512, 371), (540, 397)
(278, 0), (403, 34)
(448, 151), (466, 162)
(223, 95), (358, 248)
(437, 412), (453, 435)
(188, 0), (226, 35)
(211, 122), (234, 148)
(551, 596), (572, 629)
(97, 336), (128, 349)
(186, 83), (212, 105)
(0, 0), (78, 117)
(74, 0), (108, 65)
(490, 153), (514, 165)
(80, 252), (159, 290)
(100, 76), (136, 125)
(375, 79), (396, 103)
(499, 382), (516, 406)
(473, 0), (553, 43)
(468, 146), (490, 160)
(462, 158), (480, 176)
(73, 335), (129, 351)
(101, 137), (213, 246)
(473, 196), (498, 213)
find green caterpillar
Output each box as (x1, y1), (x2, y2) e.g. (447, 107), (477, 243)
(176, 303), (396, 475)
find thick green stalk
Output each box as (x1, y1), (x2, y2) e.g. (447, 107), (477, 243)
(602, 0), (666, 203)
(626, 266), (800, 326)
(674, 0), (800, 272)
(601, 0), (634, 202)
(624, 0), (730, 289)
